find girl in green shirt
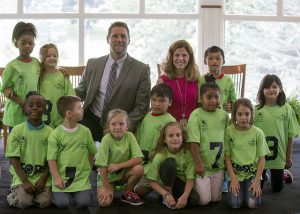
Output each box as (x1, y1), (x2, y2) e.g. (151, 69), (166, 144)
(146, 121), (199, 209)
(187, 74), (229, 205)
(0, 22), (39, 128)
(254, 74), (300, 192)
(225, 98), (270, 209)
(96, 109), (144, 207)
(38, 43), (75, 128)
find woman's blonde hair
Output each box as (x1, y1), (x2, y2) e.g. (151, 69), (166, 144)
(161, 40), (200, 81)
(149, 121), (188, 160)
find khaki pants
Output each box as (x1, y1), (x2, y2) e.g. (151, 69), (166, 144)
(7, 185), (51, 208)
(195, 170), (224, 205)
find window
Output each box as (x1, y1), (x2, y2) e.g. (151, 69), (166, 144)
(0, 0), (199, 84)
(225, 0), (300, 100)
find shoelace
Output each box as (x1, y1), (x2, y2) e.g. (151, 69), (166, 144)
(127, 192), (140, 200)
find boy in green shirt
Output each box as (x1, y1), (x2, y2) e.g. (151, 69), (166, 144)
(199, 46), (236, 112)
(47, 96), (97, 208)
(135, 84), (176, 195)
(6, 92), (53, 208)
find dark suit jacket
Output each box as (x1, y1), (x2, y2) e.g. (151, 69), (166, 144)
(75, 54), (151, 130)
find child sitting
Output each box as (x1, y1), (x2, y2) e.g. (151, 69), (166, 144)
(146, 122), (199, 209)
(96, 109), (144, 207)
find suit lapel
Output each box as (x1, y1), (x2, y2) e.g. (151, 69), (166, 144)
(109, 55), (133, 100)
(89, 56), (108, 98)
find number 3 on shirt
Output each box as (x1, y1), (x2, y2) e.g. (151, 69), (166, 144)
(64, 167), (76, 188)
(265, 136), (279, 161)
(210, 142), (223, 169)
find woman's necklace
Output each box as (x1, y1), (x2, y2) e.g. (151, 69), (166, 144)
(176, 79), (188, 127)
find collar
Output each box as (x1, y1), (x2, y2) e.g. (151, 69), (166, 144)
(26, 120), (45, 130)
(108, 53), (127, 64)
(215, 72), (224, 80)
(151, 112), (164, 116)
(18, 57), (32, 63)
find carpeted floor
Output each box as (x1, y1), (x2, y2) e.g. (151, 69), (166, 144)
(0, 137), (300, 214)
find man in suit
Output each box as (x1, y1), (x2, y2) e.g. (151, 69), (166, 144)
(75, 21), (151, 142)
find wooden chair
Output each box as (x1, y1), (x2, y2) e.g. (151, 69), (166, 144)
(0, 67), (8, 155)
(221, 64), (246, 98)
(60, 66), (86, 88)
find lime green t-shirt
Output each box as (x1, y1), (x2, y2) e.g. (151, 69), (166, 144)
(136, 112), (176, 153)
(187, 108), (229, 176)
(198, 74), (236, 108)
(254, 103), (300, 169)
(0, 58), (40, 127)
(5, 121), (53, 188)
(225, 124), (270, 181)
(47, 124), (97, 192)
(146, 149), (195, 183)
(95, 131), (144, 186)
(38, 71), (75, 128)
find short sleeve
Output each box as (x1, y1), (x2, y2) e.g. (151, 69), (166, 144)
(256, 128), (270, 157)
(287, 104), (300, 138)
(185, 153), (196, 179)
(64, 77), (76, 96)
(95, 135), (110, 167)
(47, 130), (59, 160)
(0, 65), (15, 92)
(5, 127), (21, 158)
(224, 127), (231, 157)
(86, 129), (98, 155)
(128, 132), (144, 158)
(186, 110), (200, 144)
(145, 153), (163, 182)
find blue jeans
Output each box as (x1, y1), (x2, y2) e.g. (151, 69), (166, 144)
(228, 178), (261, 209)
(52, 189), (92, 208)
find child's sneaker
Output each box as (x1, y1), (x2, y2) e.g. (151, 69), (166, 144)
(121, 191), (143, 205)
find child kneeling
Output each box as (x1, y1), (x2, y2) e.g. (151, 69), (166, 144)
(47, 96), (97, 208)
(6, 92), (53, 208)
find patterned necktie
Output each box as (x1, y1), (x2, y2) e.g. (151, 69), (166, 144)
(101, 61), (118, 126)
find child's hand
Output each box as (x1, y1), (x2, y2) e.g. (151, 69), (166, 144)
(34, 178), (47, 193)
(164, 193), (176, 208)
(175, 194), (188, 209)
(108, 163), (120, 173)
(229, 177), (240, 194)
(58, 67), (69, 78)
(4, 87), (13, 98)
(248, 180), (262, 197)
(195, 163), (205, 177)
(98, 187), (113, 202)
(285, 158), (293, 169)
(22, 180), (35, 193)
(18, 99), (26, 113)
(54, 176), (64, 189)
